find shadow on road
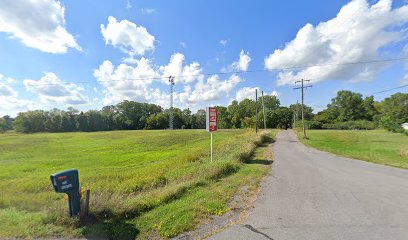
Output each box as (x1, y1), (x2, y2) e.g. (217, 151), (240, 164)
(246, 159), (274, 165)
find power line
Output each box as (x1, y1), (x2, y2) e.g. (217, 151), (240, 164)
(22, 56), (408, 87)
(370, 84), (408, 95)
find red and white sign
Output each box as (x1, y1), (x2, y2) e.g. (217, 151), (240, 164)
(206, 107), (218, 132)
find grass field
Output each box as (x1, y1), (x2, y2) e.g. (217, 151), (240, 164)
(298, 129), (408, 169)
(0, 129), (276, 239)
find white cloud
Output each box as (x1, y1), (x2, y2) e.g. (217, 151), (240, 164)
(0, 75), (17, 97)
(235, 87), (260, 102)
(141, 8), (156, 15)
(402, 74), (408, 85)
(24, 72), (87, 105)
(271, 90), (280, 97)
(94, 58), (160, 105)
(126, 0), (132, 9)
(95, 52), (243, 108)
(160, 53), (204, 84)
(229, 50), (251, 71)
(179, 74), (242, 104)
(101, 16), (155, 57)
(0, 74), (35, 116)
(180, 42), (186, 48)
(220, 39), (228, 47)
(0, 0), (80, 54)
(264, 0), (408, 85)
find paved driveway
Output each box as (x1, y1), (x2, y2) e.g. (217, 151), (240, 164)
(209, 130), (408, 240)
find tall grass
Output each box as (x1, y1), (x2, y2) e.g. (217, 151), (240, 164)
(0, 129), (274, 238)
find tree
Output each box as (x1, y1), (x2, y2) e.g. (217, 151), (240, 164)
(328, 90), (366, 121)
(289, 103), (314, 121)
(86, 110), (105, 131)
(362, 96), (378, 121)
(378, 93), (408, 132)
(195, 109), (206, 129)
(0, 118), (7, 133)
(13, 111), (46, 133)
(45, 109), (62, 132)
(271, 107), (292, 129)
(2, 115), (13, 130)
(227, 100), (241, 128)
(238, 99), (256, 118)
(313, 107), (338, 124)
(77, 112), (89, 132)
(216, 106), (231, 129)
(262, 95), (280, 110)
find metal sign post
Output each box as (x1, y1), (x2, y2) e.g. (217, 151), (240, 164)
(206, 107), (218, 162)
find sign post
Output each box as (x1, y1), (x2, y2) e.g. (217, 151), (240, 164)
(206, 107), (218, 162)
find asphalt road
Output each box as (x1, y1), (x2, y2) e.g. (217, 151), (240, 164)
(209, 130), (408, 240)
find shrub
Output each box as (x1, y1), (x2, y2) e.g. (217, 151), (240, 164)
(321, 121), (377, 130)
(305, 121), (323, 129)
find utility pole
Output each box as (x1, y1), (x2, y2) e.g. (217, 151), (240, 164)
(261, 90), (266, 130)
(255, 89), (258, 133)
(294, 79), (312, 138)
(169, 76), (175, 130)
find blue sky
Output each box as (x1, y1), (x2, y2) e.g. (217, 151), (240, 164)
(0, 0), (407, 116)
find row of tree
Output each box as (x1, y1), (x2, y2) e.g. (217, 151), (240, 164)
(1, 91), (406, 133)
(311, 91), (407, 132)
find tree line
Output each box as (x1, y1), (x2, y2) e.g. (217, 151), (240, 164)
(0, 91), (406, 133)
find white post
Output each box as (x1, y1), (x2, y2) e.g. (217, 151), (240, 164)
(210, 132), (213, 162)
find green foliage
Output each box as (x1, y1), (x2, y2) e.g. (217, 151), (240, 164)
(311, 91), (406, 134)
(328, 90), (367, 121)
(0, 118), (6, 133)
(289, 103), (314, 121)
(377, 93), (408, 133)
(321, 120), (377, 130)
(13, 110), (47, 133)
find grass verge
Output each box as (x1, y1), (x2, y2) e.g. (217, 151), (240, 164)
(296, 129), (408, 169)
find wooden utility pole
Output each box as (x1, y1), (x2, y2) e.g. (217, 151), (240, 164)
(261, 91), (266, 130)
(294, 79), (312, 138)
(255, 89), (258, 133)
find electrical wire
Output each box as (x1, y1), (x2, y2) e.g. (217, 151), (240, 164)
(370, 84), (408, 95)
(23, 56), (408, 87)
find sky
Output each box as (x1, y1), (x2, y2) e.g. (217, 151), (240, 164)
(0, 0), (407, 116)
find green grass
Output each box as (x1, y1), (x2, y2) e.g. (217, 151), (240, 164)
(298, 129), (408, 169)
(0, 129), (277, 239)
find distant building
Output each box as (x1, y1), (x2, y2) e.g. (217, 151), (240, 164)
(402, 123), (408, 130)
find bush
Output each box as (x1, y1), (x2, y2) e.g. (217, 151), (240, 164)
(321, 121), (377, 130)
(306, 121), (323, 129)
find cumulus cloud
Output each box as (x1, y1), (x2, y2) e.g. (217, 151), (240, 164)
(179, 74), (242, 104)
(101, 16), (155, 57)
(271, 90), (280, 97)
(0, 0), (80, 54)
(0, 75), (17, 97)
(160, 53), (204, 84)
(94, 58), (160, 105)
(0, 74), (34, 116)
(235, 87), (260, 102)
(95, 52), (242, 108)
(24, 72), (87, 104)
(264, 0), (408, 85)
(230, 50), (251, 71)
